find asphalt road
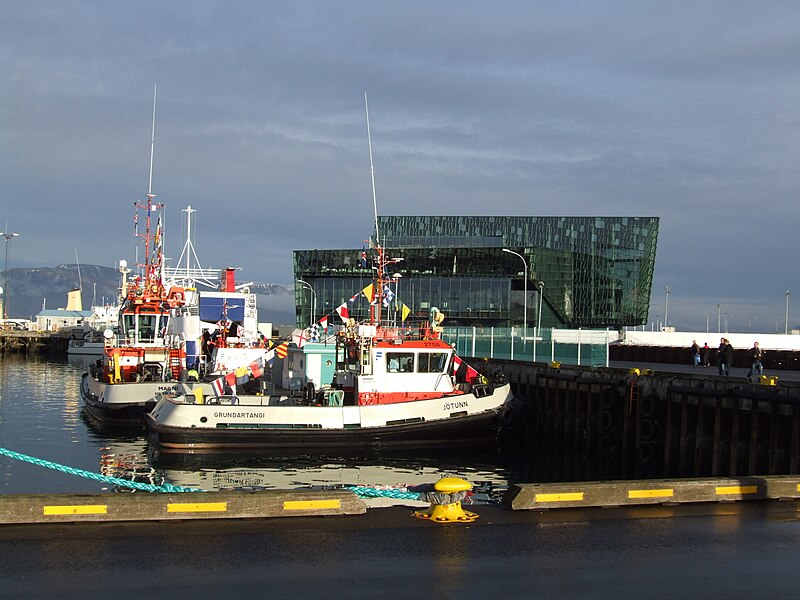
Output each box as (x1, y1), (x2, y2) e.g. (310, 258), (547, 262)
(1, 501), (799, 599)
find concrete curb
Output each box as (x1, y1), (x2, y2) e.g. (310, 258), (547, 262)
(504, 475), (800, 510)
(0, 489), (366, 524)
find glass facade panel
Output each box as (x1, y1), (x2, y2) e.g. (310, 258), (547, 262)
(294, 216), (658, 330)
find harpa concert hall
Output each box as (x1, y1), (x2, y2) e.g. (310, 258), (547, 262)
(293, 216), (659, 331)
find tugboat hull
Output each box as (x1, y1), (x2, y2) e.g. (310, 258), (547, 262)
(146, 383), (513, 454)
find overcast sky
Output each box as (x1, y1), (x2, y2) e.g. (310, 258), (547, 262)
(3, 1), (799, 333)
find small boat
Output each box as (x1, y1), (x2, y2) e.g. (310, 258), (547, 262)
(146, 244), (513, 453)
(68, 336), (107, 356)
(81, 196), (267, 425)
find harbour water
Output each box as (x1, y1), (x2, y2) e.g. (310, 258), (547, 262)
(0, 354), (519, 500)
(4, 355), (800, 599)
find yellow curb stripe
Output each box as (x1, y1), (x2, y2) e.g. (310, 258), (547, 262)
(715, 485), (758, 496)
(167, 502), (228, 513)
(628, 488), (674, 499)
(43, 504), (108, 516)
(283, 499), (342, 511)
(534, 492), (584, 503)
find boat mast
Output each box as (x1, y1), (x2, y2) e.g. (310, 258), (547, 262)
(135, 85), (164, 298)
(365, 93), (385, 325)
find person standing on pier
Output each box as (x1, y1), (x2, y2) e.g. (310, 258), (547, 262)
(691, 340), (700, 366)
(723, 339), (734, 376)
(746, 341), (764, 382)
(717, 338), (732, 376)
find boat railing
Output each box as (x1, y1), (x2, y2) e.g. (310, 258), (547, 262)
(338, 322), (440, 344)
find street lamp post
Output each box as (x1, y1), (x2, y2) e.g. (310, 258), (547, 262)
(2, 231), (20, 323)
(502, 248), (528, 346)
(296, 279), (317, 327)
(535, 281), (545, 361)
(664, 286), (671, 328)
(785, 291), (791, 335)
(717, 304), (721, 333)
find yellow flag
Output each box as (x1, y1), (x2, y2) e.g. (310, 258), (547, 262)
(401, 303), (411, 322)
(235, 366), (248, 378)
(362, 283), (375, 302)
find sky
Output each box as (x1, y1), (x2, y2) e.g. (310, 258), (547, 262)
(2, 1), (800, 333)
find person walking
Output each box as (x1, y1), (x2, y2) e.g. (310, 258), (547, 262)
(722, 338), (734, 376)
(702, 342), (711, 367)
(746, 341), (764, 382)
(717, 338), (727, 375)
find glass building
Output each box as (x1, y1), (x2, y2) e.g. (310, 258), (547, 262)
(293, 216), (658, 330)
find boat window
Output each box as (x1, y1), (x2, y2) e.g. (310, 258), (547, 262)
(386, 352), (414, 373)
(137, 314), (157, 342)
(122, 314), (136, 339)
(418, 352), (448, 373)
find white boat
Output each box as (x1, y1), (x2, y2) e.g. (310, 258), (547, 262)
(68, 338), (107, 356)
(66, 304), (121, 356)
(146, 244), (513, 452)
(81, 198), (268, 425)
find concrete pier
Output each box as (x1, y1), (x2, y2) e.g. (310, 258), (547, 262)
(0, 489), (366, 524)
(505, 475), (800, 510)
(0, 330), (68, 354)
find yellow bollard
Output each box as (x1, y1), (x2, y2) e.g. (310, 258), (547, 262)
(413, 477), (478, 523)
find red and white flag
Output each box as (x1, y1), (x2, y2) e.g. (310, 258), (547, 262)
(319, 315), (328, 331)
(452, 355), (481, 383)
(211, 376), (225, 397)
(336, 303), (349, 323)
(292, 328), (309, 348)
(452, 355), (463, 376)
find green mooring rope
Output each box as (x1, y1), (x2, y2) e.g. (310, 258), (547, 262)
(344, 485), (421, 500)
(0, 446), (431, 500)
(0, 447), (203, 493)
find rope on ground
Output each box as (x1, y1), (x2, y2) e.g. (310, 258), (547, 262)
(344, 485), (421, 500)
(0, 447), (203, 493)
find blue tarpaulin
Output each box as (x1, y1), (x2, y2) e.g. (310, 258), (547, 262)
(199, 295), (245, 323)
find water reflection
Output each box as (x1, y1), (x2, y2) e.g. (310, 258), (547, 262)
(150, 447), (513, 502)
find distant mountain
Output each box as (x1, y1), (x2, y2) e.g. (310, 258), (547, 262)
(0, 264), (296, 326)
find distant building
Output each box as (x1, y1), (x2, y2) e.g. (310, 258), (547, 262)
(35, 288), (93, 332)
(293, 216), (659, 330)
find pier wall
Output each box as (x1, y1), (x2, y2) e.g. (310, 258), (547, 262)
(496, 360), (800, 481)
(0, 331), (69, 355)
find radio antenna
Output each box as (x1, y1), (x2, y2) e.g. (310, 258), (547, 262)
(148, 84), (157, 196)
(364, 92), (380, 248)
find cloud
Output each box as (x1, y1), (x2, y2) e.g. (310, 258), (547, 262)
(3, 1), (800, 332)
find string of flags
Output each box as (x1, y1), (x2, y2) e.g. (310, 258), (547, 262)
(209, 349), (289, 397)
(332, 282), (412, 325)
